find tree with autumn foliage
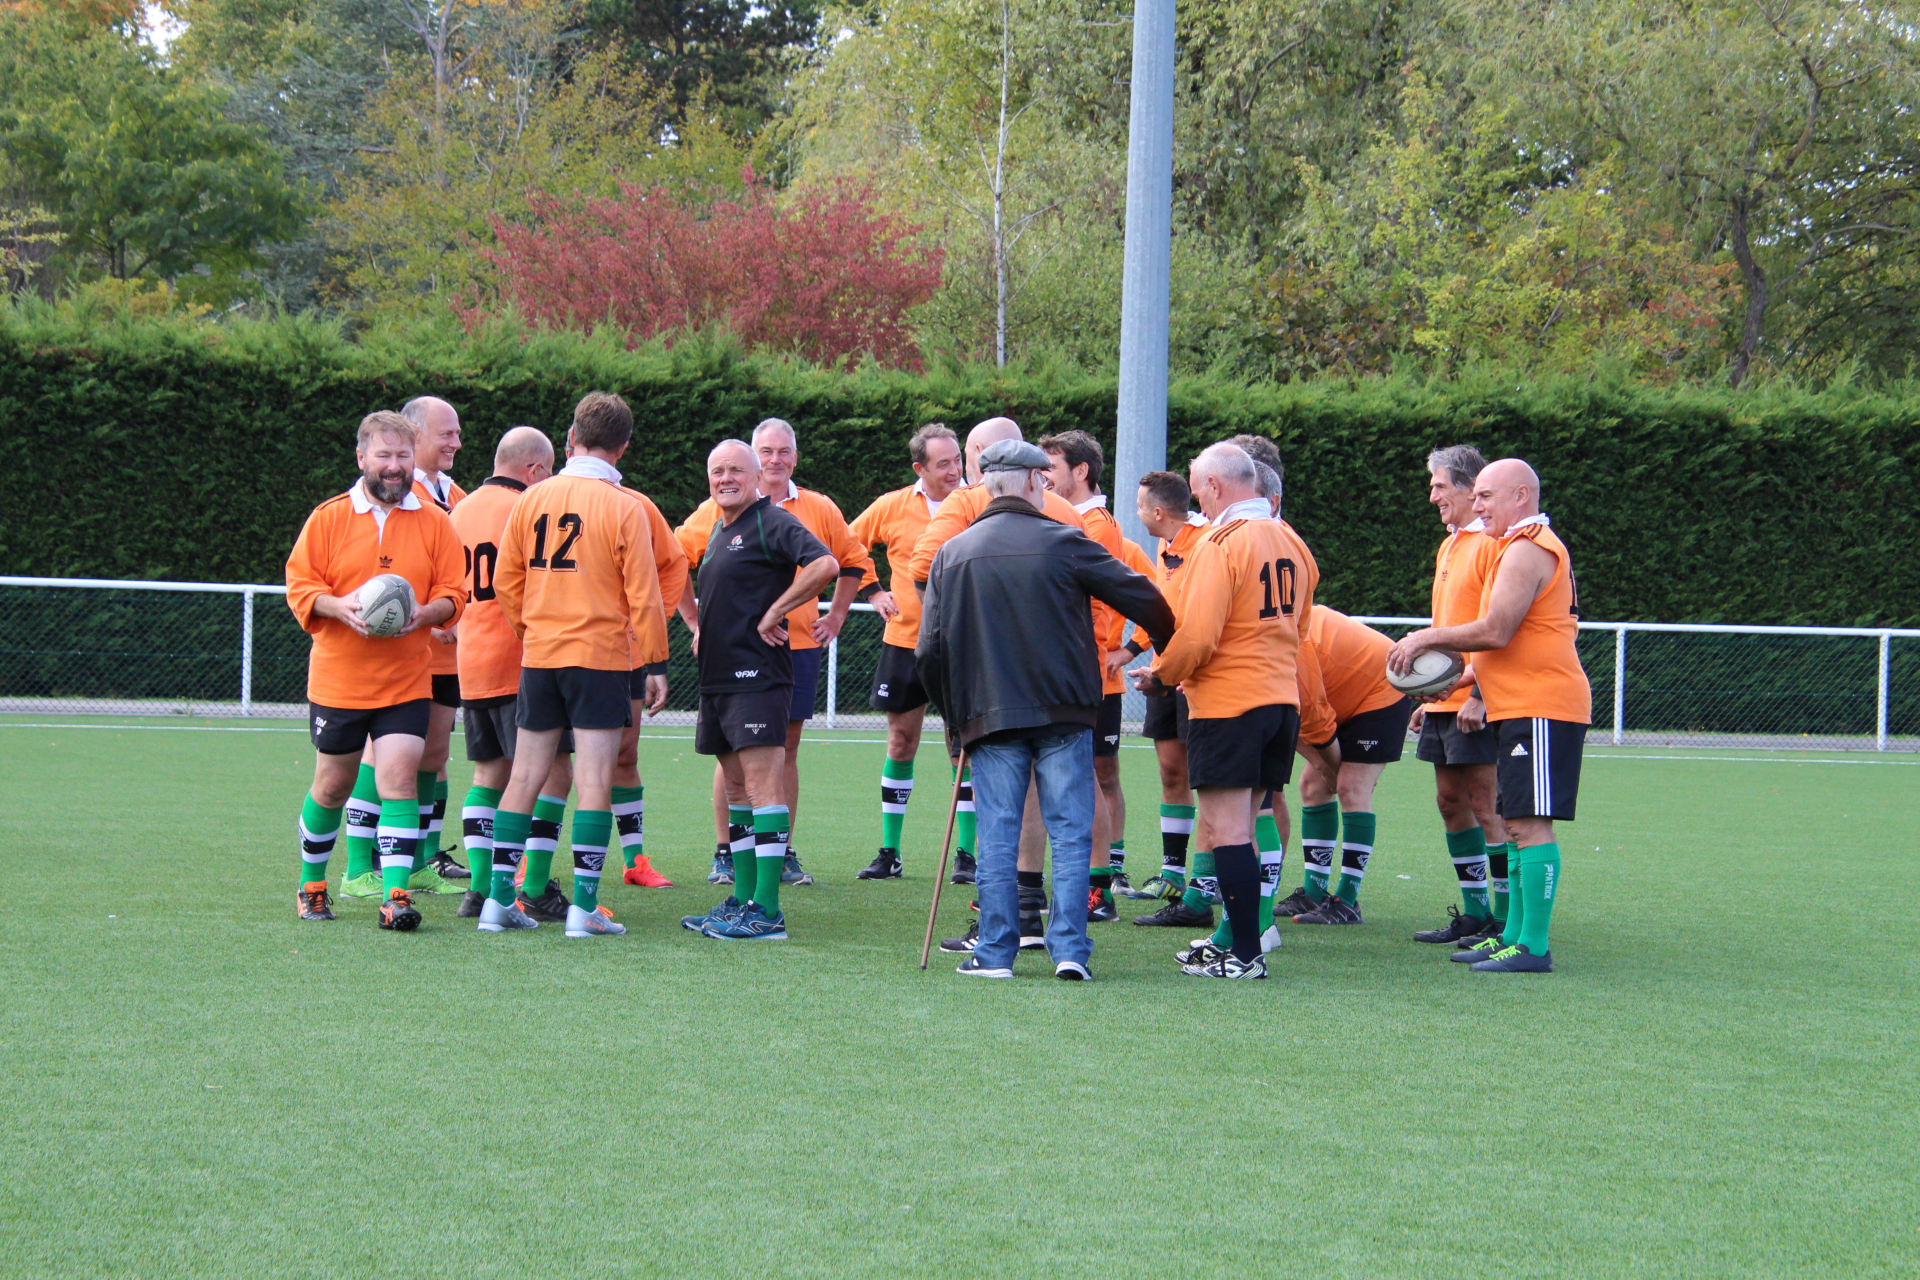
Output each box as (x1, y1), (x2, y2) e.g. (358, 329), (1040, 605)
(462, 174), (943, 368)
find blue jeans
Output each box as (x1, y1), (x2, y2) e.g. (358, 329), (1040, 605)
(968, 728), (1095, 970)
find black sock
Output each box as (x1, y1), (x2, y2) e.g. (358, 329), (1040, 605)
(1213, 842), (1263, 961)
(1017, 870), (1043, 889)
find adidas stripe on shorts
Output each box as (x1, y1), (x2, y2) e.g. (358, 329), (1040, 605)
(1491, 717), (1585, 822)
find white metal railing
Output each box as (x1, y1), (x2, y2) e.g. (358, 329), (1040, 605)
(2, 577), (1916, 750)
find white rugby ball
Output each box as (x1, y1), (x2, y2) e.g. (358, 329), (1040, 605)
(356, 573), (416, 638)
(1386, 647), (1465, 699)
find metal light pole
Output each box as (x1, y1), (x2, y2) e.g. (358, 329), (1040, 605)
(1113, 0), (1175, 553)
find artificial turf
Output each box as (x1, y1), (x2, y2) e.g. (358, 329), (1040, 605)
(1, 715), (1915, 1278)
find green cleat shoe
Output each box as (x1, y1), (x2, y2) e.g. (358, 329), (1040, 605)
(1118, 873), (1183, 901)
(338, 872), (385, 900)
(406, 866), (463, 895)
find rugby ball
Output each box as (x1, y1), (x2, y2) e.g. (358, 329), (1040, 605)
(1386, 647), (1465, 699)
(355, 574), (416, 638)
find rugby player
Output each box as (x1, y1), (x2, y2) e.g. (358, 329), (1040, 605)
(1280, 607), (1414, 926)
(1145, 443), (1318, 978)
(489, 392), (670, 940)
(677, 441), (839, 940)
(336, 396), (468, 898)
(847, 423), (969, 882)
(1407, 445), (1513, 947)
(286, 410), (465, 929)
(1388, 458), (1590, 974)
(446, 427), (576, 926)
(1119, 470), (1208, 912)
(674, 419), (876, 888)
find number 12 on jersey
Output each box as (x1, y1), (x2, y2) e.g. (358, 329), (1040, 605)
(1257, 558), (1296, 619)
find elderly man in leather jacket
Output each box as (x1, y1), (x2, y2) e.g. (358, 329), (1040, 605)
(916, 439), (1175, 980)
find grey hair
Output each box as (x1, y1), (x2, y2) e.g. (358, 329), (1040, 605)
(752, 417), (797, 447)
(1192, 441), (1258, 488)
(1427, 444), (1487, 491)
(400, 395), (443, 426)
(983, 468), (1036, 497)
(1254, 461), (1283, 501)
(708, 438), (758, 468)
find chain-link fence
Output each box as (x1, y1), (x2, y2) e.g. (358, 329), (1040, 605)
(4, 577), (1917, 750)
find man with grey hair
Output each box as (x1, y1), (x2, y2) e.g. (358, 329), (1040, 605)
(1405, 444), (1514, 948)
(917, 439), (1175, 979)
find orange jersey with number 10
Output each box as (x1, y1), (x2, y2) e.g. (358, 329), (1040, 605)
(448, 477), (527, 700)
(495, 471), (668, 672)
(1474, 517), (1591, 724)
(1150, 515), (1318, 720)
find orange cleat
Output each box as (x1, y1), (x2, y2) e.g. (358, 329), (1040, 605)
(378, 888), (421, 932)
(623, 855), (673, 888)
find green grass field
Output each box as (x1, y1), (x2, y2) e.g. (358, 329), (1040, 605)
(2, 716), (1916, 1279)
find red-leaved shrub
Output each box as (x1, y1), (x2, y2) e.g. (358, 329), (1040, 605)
(460, 172), (943, 369)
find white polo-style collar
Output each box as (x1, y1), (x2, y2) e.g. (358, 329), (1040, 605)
(561, 455), (622, 483)
(913, 477), (964, 515)
(413, 466), (454, 503)
(349, 477), (421, 538)
(1185, 511), (1208, 527)
(772, 478), (801, 506)
(1214, 497), (1272, 526)
(1502, 513), (1552, 537)
(1449, 517), (1487, 535)
(1073, 494), (1108, 514)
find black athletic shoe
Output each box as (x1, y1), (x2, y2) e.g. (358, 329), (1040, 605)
(455, 889), (488, 918)
(1110, 870), (1131, 892)
(939, 920), (979, 953)
(1461, 916), (1505, 947)
(296, 883), (335, 921)
(428, 848), (471, 881)
(858, 849), (903, 880)
(1271, 887), (1318, 919)
(950, 851), (977, 885)
(781, 850), (814, 886)
(1414, 906), (1493, 944)
(1294, 895), (1364, 925)
(378, 889), (421, 931)
(1470, 942), (1553, 973)
(1175, 938), (1227, 966)
(516, 882), (571, 923)
(708, 849), (734, 885)
(1088, 886), (1119, 923)
(1132, 900), (1213, 928)
(1451, 934), (1507, 963)
(1017, 885), (1049, 949)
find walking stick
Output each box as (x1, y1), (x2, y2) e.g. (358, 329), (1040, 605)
(919, 750), (969, 969)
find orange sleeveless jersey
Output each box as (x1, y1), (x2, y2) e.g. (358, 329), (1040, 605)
(850, 481), (958, 650)
(447, 478), (529, 700)
(907, 482), (1086, 583)
(676, 484), (876, 651)
(412, 473), (468, 677)
(1299, 606), (1401, 730)
(285, 487), (466, 709)
(1428, 523), (1497, 713)
(1151, 517), (1319, 720)
(1474, 518), (1592, 723)
(495, 473), (669, 672)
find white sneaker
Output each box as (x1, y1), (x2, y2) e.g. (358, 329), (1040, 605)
(565, 904), (627, 938)
(1054, 960), (1092, 981)
(477, 896), (539, 932)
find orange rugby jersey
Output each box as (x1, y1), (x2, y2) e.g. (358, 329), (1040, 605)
(1474, 516), (1592, 723)
(1151, 506), (1318, 720)
(676, 481), (876, 651)
(1303, 606), (1402, 723)
(1078, 501), (1131, 695)
(447, 477), (527, 701)
(285, 481), (466, 709)
(495, 467), (669, 672)
(1428, 520), (1498, 713)
(850, 480), (962, 650)
(907, 483), (1086, 583)
(623, 486), (689, 672)
(413, 470), (468, 677)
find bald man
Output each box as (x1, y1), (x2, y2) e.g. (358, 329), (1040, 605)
(1388, 459), (1591, 974)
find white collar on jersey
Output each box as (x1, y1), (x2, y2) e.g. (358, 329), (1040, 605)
(561, 455), (623, 483)
(1073, 493), (1108, 514)
(412, 466), (453, 500)
(1502, 512), (1552, 536)
(1185, 511), (1208, 527)
(913, 477), (963, 514)
(348, 477), (421, 514)
(766, 477), (801, 506)
(1213, 497), (1272, 526)
(1449, 517), (1487, 535)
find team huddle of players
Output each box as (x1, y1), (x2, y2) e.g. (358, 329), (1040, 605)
(285, 390), (1591, 974)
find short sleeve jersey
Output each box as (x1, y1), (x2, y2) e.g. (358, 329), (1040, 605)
(1429, 521), (1498, 713)
(850, 481), (957, 650)
(413, 471), (468, 677)
(692, 496), (833, 694)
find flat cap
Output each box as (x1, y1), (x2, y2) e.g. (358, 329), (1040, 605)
(978, 439), (1051, 473)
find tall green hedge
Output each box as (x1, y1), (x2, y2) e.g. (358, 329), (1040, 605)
(3, 304), (1917, 625)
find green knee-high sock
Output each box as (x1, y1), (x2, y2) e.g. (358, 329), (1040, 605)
(461, 784), (503, 875)
(1491, 841), (1515, 921)
(611, 785), (645, 869)
(1500, 857), (1526, 947)
(377, 797), (420, 895)
(299, 794), (343, 887)
(527, 793), (568, 890)
(753, 806), (789, 914)
(953, 765), (975, 856)
(727, 804), (753, 871)
(1213, 842), (1285, 948)
(1300, 802), (1338, 900)
(342, 764), (381, 880)
(1335, 811), (1374, 905)
(880, 757), (914, 852)
(1158, 803), (1194, 885)
(1515, 842), (1560, 954)
(1446, 826), (1493, 919)
(1182, 849), (1217, 912)
(570, 809), (613, 913)
(430, 775), (449, 853)
(490, 809), (530, 906)
(412, 771), (438, 872)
